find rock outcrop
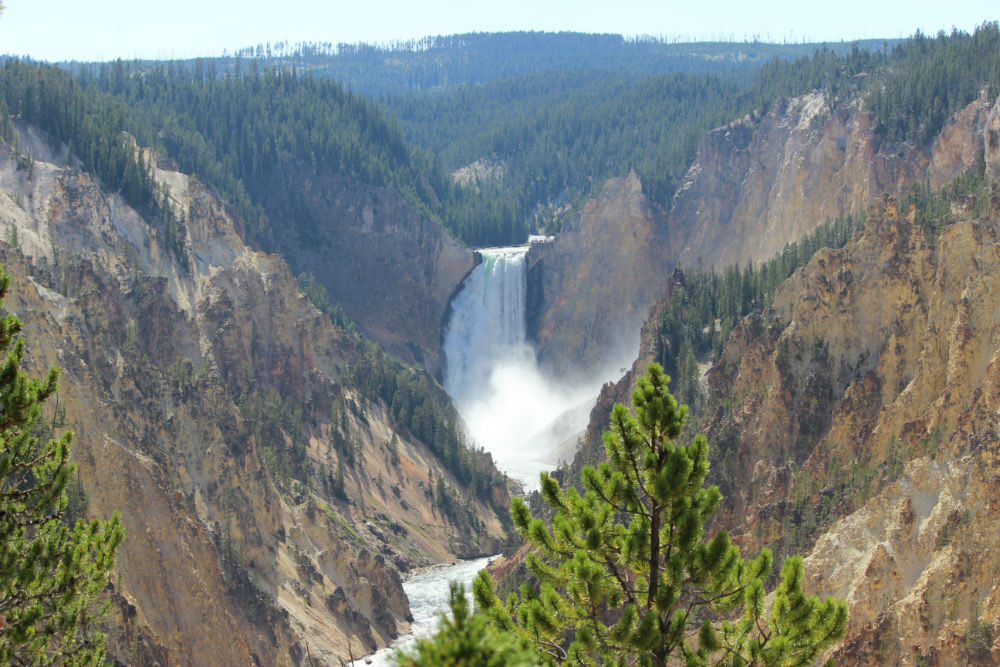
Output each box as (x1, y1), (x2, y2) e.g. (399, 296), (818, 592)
(527, 170), (669, 380)
(669, 89), (1000, 269)
(249, 165), (476, 376)
(529, 91), (1000, 380)
(0, 125), (506, 665)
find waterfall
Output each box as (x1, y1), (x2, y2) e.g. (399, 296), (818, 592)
(442, 247), (597, 489)
(443, 247), (531, 403)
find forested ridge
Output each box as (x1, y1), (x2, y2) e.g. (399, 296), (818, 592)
(384, 23), (1000, 240)
(387, 70), (741, 230)
(0, 61), (179, 246)
(0, 57), (523, 248)
(69, 59), (525, 248)
(222, 32), (884, 97)
(748, 22), (1000, 144)
(6, 26), (995, 248)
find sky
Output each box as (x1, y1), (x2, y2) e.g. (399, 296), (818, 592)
(0, 0), (996, 62)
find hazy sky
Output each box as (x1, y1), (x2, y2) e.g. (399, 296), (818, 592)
(0, 0), (996, 62)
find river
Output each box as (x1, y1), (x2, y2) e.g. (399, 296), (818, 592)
(351, 555), (496, 666)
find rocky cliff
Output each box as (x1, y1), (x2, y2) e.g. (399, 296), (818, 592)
(573, 194), (1000, 663)
(248, 164), (476, 376)
(669, 89), (1000, 269)
(705, 195), (1000, 663)
(0, 124), (506, 665)
(527, 170), (669, 379)
(530, 91), (1000, 380)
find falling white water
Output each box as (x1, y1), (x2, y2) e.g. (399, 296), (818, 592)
(442, 247), (601, 490)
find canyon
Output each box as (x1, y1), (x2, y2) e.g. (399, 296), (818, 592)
(0, 123), (507, 664)
(3, 36), (1000, 665)
(530, 90), (1000, 664)
(528, 89), (1000, 382)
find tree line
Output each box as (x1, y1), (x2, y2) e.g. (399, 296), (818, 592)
(7, 25), (994, 251)
(387, 69), (741, 235)
(749, 22), (1000, 146)
(222, 32), (844, 97)
(0, 60), (173, 239)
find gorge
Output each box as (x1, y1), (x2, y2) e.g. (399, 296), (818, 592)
(2, 24), (1000, 665)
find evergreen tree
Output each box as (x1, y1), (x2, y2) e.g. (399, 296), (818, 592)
(472, 363), (846, 666)
(675, 338), (700, 411)
(0, 265), (124, 664)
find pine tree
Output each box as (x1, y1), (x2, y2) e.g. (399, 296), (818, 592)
(472, 363), (846, 666)
(0, 265), (124, 664)
(675, 338), (700, 411)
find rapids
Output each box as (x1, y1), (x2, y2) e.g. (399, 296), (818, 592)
(351, 556), (496, 666)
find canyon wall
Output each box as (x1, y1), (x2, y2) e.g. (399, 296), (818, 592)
(527, 170), (669, 379)
(529, 91), (1000, 380)
(670, 89), (1000, 269)
(570, 195), (1000, 663)
(709, 196), (1000, 663)
(0, 125), (506, 665)
(249, 165), (476, 376)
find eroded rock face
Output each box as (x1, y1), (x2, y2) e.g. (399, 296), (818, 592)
(669, 90), (1000, 269)
(0, 129), (505, 666)
(700, 197), (1000, 663)
(560, 269), (686, 487)
(247, 166), (475, 376)
(527, 171), (669, 380)
(564, 192), (1000, 662)
(529, 92), (1000, 384)
(511, 89), (1000, 664)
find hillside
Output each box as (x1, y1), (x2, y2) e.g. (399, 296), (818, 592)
(561, 184), (1000, 664)
(1, 58), (494, 370)
(524, 24), (1000, 381)
(226, 33), (887, 96)
(668, 87), (1000, 268)
(0, 122), (507, 664)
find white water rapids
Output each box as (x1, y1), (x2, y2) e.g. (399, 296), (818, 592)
(442, 246), (604, 490)
(352, 556), (495, 666)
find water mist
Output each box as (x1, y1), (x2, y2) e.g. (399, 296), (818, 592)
(442, 246), (609, 489)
